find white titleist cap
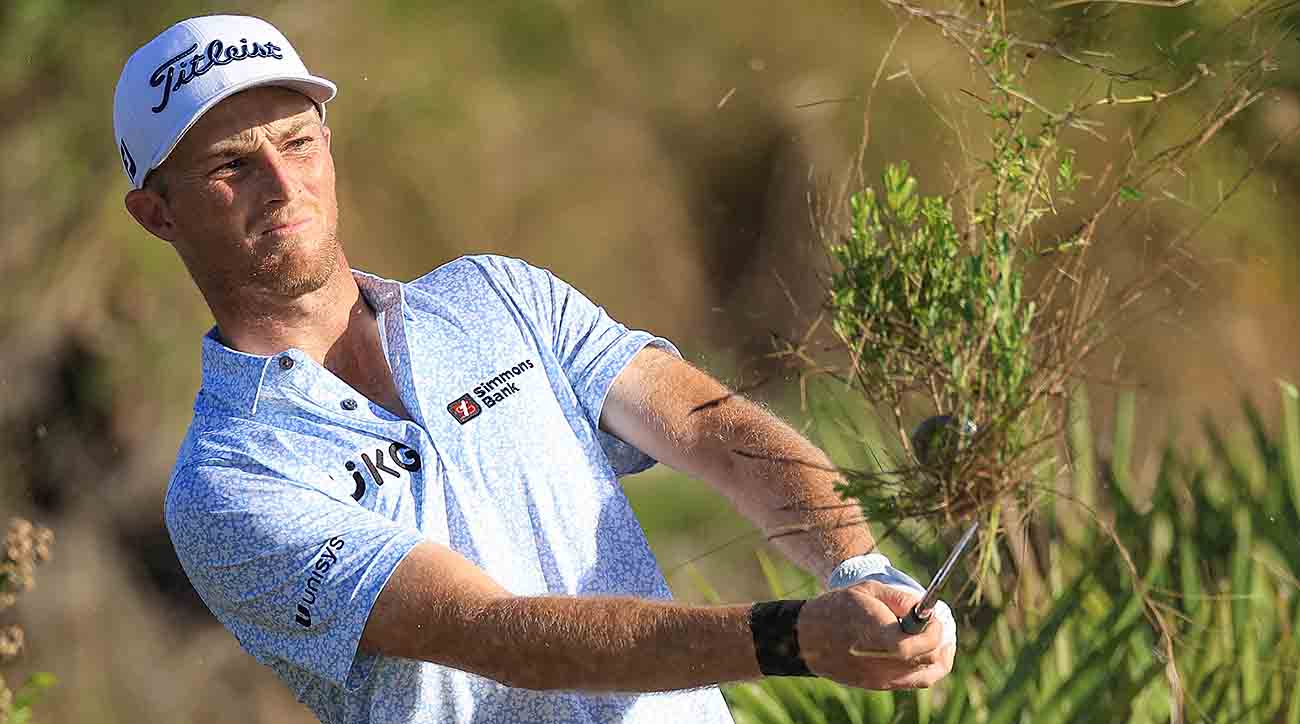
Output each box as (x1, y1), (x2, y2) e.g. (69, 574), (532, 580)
(113, 15), (337, 188)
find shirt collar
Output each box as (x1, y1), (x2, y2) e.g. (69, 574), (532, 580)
(354, 268), (404, 314)
(197, 269), (406, 416)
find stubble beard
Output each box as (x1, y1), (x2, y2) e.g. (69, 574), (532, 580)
(248, 224), (343, 298)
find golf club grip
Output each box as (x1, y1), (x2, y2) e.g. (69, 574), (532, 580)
(899, 606), (930, 635)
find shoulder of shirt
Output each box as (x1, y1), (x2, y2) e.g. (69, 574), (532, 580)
(402, 254), (555, 306)
(163, 418), (290, 522)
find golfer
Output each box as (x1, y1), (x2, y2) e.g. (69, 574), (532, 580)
(116, 15), (956, 724)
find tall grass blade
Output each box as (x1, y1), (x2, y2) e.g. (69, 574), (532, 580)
(1112, 389), (1136, 496)
(1068, 386), (1096, 549)
(984, 553), (1109, 724)
(1280, 380), (1300, 525)
(1034, 616), (1148, 724)
(761, 678), (830, 724)
(724, 683), (798, 724)
(683, 562), (724, 605)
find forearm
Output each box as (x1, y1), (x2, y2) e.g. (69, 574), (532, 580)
(601, 349), (875, 579)
(704, 402), (875, 580)
(447, 595), (760, 691)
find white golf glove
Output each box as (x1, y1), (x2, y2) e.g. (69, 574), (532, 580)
(827, 553), (957, 649)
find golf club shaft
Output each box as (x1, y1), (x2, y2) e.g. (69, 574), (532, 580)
(898, 521), (979, 635)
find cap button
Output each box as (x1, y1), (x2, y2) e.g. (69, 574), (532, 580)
(278, 356), (295, 371)
(341, 398), (358, 411)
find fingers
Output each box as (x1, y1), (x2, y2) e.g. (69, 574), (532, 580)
(848, 640), (947, 667)
(839, 582), (946, 661)
(901, 643), (956, 689)
(862, 643), (956, 690)
(857, 579), (920, 618)
(799, 583), (956, 691)
(931, 600), (957, 648)
(882, 659), (952, 690)
(828, 558), (959, 650)
(854, 580), (954, 654)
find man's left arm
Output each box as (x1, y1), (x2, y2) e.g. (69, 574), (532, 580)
(600, 345), (872, 580)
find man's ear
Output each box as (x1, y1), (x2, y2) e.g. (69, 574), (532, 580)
(124, 188), (180, 244)
(322, 123), (331, 149)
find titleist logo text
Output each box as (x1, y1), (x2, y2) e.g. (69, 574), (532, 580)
(150, 38), (284, 114)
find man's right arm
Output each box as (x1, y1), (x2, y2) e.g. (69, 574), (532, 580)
(360, 541), (953, 692)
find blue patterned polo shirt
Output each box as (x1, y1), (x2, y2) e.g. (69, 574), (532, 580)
(164, 254), (737, 724)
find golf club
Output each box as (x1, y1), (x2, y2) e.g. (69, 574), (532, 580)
(898, 520), (978, 634)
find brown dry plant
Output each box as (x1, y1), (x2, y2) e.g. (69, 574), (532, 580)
(1, 517), (55, 722)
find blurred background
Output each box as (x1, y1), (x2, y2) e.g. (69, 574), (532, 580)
(3, 0), (1299, 721)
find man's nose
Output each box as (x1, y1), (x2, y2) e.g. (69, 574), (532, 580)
(253, 147), (299, 204)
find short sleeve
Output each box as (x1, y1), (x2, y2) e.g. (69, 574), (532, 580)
(484, 256), (680, 475)
(165, 461), (425, 688)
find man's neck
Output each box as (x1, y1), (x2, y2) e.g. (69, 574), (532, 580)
(210, 266), (367, 366)
(208, 265), (410, 420)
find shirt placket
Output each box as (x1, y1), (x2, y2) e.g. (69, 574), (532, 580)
(267, 347), (445, 510)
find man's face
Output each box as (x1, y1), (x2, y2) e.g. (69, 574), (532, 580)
(129, 86), (341, 299)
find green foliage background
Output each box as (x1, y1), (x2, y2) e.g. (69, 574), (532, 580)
(2, 1), (1300, 722)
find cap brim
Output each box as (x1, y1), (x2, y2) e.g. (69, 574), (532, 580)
(139, 73), (338, 188)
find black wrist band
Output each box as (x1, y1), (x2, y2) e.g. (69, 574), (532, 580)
(749, 600), (813, 677)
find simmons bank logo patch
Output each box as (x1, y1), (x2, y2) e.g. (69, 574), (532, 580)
(446, 359), (536, 424)
(447, 394), (481, 424)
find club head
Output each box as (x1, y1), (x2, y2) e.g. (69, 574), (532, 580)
(911, 415), (977, 469)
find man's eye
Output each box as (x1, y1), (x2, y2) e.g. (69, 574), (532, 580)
(212, 158), (243, 174)
(287, 137), (314, 150)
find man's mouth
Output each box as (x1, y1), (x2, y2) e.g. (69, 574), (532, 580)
(259, 217), (312, 237)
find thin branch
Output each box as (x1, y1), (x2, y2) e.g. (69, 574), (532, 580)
(1048, 0), (1193, 8)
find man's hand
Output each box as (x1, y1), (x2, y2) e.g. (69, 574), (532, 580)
(828, 552), (957, 649)
(798, 581), (956, 690)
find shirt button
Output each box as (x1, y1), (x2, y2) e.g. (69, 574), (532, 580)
(341, 398), (358, 411)
(278, 356), (295, 371)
